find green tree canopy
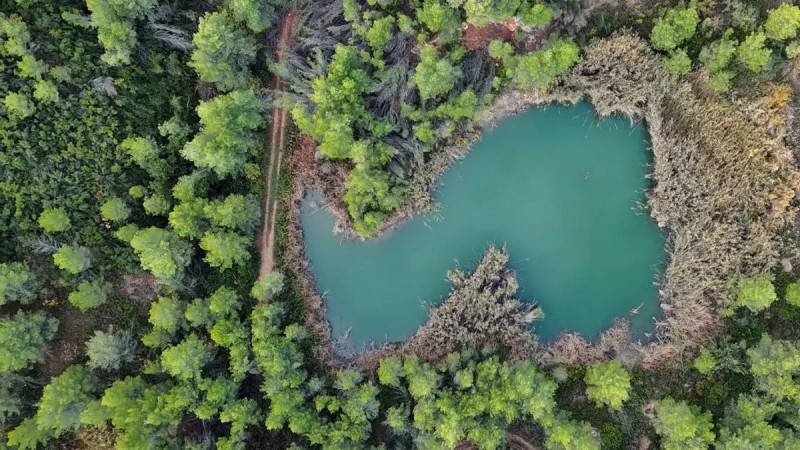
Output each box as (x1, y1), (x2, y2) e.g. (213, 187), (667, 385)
(652, 398), (715, 450)
(181, 90), (266, 178)
(190, 12), (257, 91)
(30, 364), (96, 438)
(229, 0), (280, 33)
(765, 3), (800, 42)
(169, 199), (208, 239)
(4, 91), (35, 119)
(413, 45), (462, 102)
(68, 280), (110, 311)
(161, 334), (215, 381)
(86, 328), (137, 371)
(663, 49), (692, 79)
(514, 39), (580, 91)
(0, 312), (58, 373)
(251, 271), (285, 302)
(0, 14), (31, 56)
(38, 207), (71, 233)
(204, 193), (260, 233)
(737, 32), (771, 72)
(0, 262), (37, 306)
(33, 79), (59, 103)
(86, 0), (158, 66)
(729, 275), (777, 314)
(650, 7), (699, 51)
(584, 360), (631, 410)
(343, 166), (405, 237)
(129, 227), (193, 279)
(199, 230), (251, 270)
(785, 281), (800, 307)
(463, 0), (521, 25)
(100, 196), (130, 222)
(53, 245), (92, 274)
(747, 334), (800, 402)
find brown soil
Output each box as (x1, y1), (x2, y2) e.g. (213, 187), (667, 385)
(38, 302), (87, 380)
(462, 20), (516, 51)
(258, 9), (301, 280)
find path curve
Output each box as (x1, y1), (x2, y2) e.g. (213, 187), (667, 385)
(259, 9), (301, 279)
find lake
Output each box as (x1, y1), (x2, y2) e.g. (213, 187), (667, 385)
(301, 102), (667, 351)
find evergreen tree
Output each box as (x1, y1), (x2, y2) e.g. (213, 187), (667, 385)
(68, 280), (110, 311)
(764, 3), (800, 42)
(161, 334), (215, 381)
(199, 230), (251, 270)
(0, 262), (37, 306)
(86, 328), (137, 371)
(652, 398), (715, 450)
(129, 227), (193, 279)
(584, 360), (631, 410)
(86, 0), (158, 65)
(0, 312), (58, 373)
(181, 90), (266, 178)
(100, 196), (130, 222)
(190, 12), (257, 91)
(53, 245), (92, 274)
(650, 7), (699, 51)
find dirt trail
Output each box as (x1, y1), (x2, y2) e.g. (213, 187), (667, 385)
(259, 10), (300, 278)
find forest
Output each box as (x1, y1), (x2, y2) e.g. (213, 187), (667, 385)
(2, 0), (800, 449)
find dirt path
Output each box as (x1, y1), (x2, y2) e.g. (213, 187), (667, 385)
(259, 10), (300, 278)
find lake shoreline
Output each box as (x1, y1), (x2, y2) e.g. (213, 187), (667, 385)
(284, 34), (799, 371)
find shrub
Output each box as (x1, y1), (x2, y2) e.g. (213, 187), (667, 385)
(417, 247), (540, 357)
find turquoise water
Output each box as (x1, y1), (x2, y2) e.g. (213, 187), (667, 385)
(301, 102), (667, 351)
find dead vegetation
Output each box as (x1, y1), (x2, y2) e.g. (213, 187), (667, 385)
(545, 33), (800, 366)
(401, 246), (539, 362)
